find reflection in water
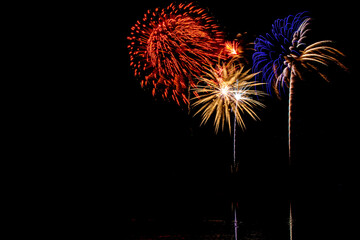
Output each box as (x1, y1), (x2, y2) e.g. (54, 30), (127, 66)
(126, 210), (267, 240)
(232, 202), (239, 240)
(289, 203), (293, 240)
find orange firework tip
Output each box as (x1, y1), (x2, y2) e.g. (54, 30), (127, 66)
(127, 2), (225, 106)
(225, 41), (241, 57)
(221, 33), (255, 67)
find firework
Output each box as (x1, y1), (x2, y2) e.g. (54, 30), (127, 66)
(225, 41), (241, 57)
(192, 60), (266, 133)
(290, 40), (347, 81)
(224, 32), (254, 66)
(253, 11), (346, 95)
(127, 2), (224, 105)
(252, 12), (310, 96)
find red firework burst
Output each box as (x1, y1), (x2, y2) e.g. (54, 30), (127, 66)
(127, 2), (224, 105)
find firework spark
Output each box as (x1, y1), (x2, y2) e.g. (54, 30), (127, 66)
(225, 41), (241, 57)
(287, 40), (347, 81)
(127, 2), (224, 105)
(192, 60), (266, 133)
(224, 33), (254, 66)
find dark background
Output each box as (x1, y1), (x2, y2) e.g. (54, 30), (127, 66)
(48, 1), (359, 239)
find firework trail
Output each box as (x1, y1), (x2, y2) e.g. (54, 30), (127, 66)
(127, 2), (225, 106)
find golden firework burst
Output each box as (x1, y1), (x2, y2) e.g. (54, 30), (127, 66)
(192, 60), (266, 133)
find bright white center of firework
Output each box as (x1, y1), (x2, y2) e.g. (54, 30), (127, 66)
(220, 86), (229, 96)
(230, 49), (237, 55)
(234, 92), (243, 100)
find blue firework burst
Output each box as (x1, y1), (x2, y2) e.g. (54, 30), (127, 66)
(252, 11), (310, 95)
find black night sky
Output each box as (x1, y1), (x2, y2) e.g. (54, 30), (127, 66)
(58, 1), (359, 239)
